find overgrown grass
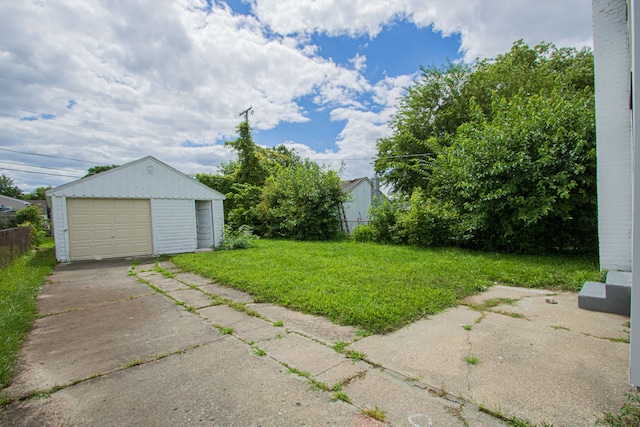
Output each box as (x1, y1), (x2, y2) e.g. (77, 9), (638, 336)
(0, 238), (56, 388)
(173, 240), (600, 334)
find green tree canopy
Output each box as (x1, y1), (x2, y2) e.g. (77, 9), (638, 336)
(84, 165), (119, 177)
(23, 186), (51, 200)
(258, 160), (345, 240)
(0, 174), (22, 198)
(371, 40), (596, 253)
(374, 41), (594, 194)
(196, 123), (344, 241)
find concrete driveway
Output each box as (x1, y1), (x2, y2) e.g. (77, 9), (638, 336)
(0, 258), (632, 426)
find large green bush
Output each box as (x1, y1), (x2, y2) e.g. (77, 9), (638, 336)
(258, 160), (345, 240)
(372, 40), (596, 253)
(14, 205), (45, 248)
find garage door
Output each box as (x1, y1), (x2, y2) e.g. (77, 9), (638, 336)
(67, 198), (152, 261)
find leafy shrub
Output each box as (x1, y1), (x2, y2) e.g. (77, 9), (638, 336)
(222, 224), (259, 250)
(258, 160), (345, 240)
(351, 225), (376, 242)
(394, 189), (458, 247)
(14, 206), (45, 248)
(368, 198), (403, 243)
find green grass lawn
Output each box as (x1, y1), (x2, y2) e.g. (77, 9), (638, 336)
(173, 240), (600, 334)
(0, 238), (56, 389)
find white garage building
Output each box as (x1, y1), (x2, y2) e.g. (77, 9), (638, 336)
(46, 156), (225, 262)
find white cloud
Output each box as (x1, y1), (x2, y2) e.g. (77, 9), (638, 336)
(0, 0), (594, 192)
(0, 0), (377, 190)
(251, 0), (593, 61)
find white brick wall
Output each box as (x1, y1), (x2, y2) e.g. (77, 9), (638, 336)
(594, 0), (632, 271)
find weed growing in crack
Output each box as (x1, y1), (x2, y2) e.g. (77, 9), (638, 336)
(333, 391), (351, 403)
(124, 359), (144, 368)
(462, 324), (473, 331)
(332, 341), (349, 353)
(362, 406), (386, 422)
(345, 350), (366, 362)
(253, 347), (266, 356)
(219, 327), (234, 335)
(0, 392), (12, 408)
(309, 379), (330, 392)
(28, 391), (51, 400)
(597, 391), (640, 427)
(153, 262), (175, 279)
(273, 320), (284, 327)
(550, 325), (570, 331)
(463, 355), (480, 365)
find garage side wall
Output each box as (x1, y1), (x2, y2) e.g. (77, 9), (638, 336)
(212, 199), (224, 247)
(151, 199), (197, 255)
(50, 195), (70, 262)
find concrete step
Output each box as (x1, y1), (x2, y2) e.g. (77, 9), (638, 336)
(578, 271), (631, 316)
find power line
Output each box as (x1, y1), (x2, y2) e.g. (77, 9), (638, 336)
(0, 167), (82, 178)
(0, 147), (104, 164)
(0, 160), (83, 173)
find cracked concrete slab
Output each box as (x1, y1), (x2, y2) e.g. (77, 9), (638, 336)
(197, 283), (255, 303)
(259, 332), (355, 379)
(341, 368), (502, 427)
(248, 303), (359, 344)
(135, 271), (188, 291)
(166, 288), (215, 309)
(1, 339), (357, 427)
(351, 289), (631, 426)
(172, 271), (213, 287)
(36, 276), (150, 315)
(5, 293), (219, 400)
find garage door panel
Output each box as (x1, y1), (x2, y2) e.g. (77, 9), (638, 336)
(114, 214), (132, 224)
(70, 214), (92, 225)
(67, 198), (152, 261)
(114, 228), (133, 238)
(133, 228), (150, 238)
(92, 199), (114, 210)
(70, 229), (93, 241)
(92, 229), (112, 240)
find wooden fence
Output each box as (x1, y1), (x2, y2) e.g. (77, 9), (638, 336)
(0, 226), (31, 269)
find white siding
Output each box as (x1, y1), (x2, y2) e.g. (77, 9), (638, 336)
(594, 0), (633, 271)
(47, 157), (225, 201)
(151, 199), (197, 254)
(212, 199), (224, 247)
(343, 180), (372, 232)
(629, 0), (640, 387)
(50, 195), (70, 262)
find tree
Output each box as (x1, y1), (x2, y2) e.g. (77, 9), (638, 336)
(375, 41), (594, 194)
(224, 122), (267, 187)
(428, 90), (596, 252)
(197, 122), (345, 240)
(371, 40), (596, 253)
(258, 160), (345, 240)
(23, 186), (51, 200)
(84, 165), (118, 177)
(374, 62), (471, 193)
(0, 174), (22, 198)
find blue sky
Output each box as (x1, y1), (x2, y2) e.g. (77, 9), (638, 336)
(0, 0), (593, 191)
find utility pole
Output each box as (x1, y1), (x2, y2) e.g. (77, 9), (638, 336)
(239, 106), (253, 124)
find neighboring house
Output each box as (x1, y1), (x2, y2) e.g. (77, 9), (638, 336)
(582, 0), (638, 386)
(340, 177), (373, 233)
(0, 195), (31, 212)
(46, 156), (225, 263)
